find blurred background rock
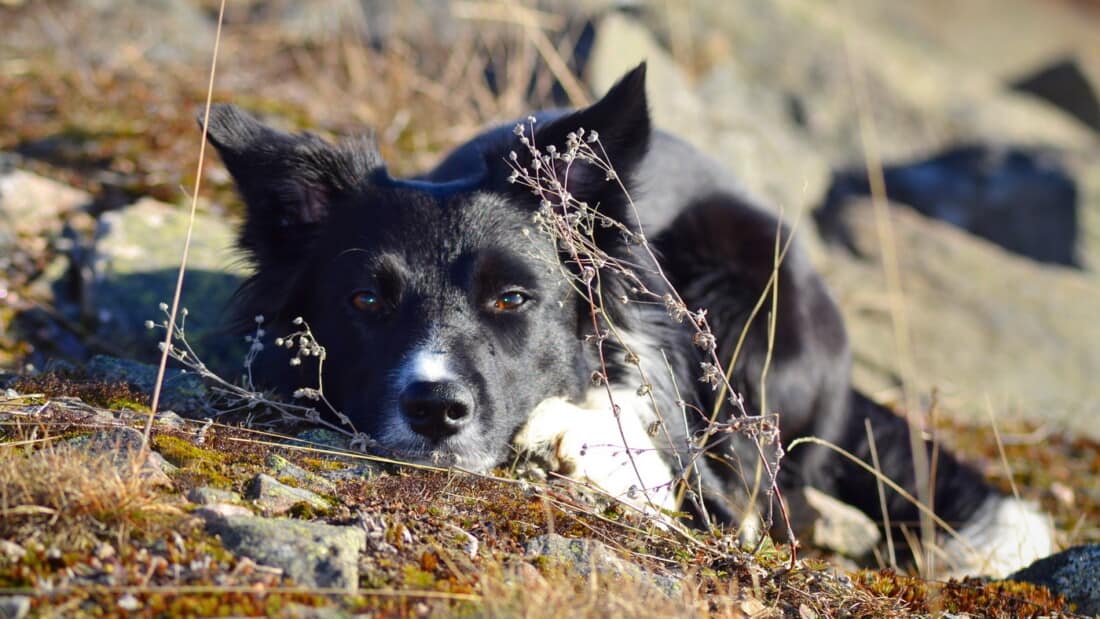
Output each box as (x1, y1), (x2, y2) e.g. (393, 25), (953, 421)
(1, 0), (1097, 436)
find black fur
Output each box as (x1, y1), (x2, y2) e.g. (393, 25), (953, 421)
(205, 64), (1000, 552)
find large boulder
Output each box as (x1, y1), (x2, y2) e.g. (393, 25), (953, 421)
(818, 198), (1100, 436)
(585, 12), (832, 226)
(90, 198), (244, 373)
(0, 163), (95, 367)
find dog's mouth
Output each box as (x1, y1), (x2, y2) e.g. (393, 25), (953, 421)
(371, 418), (502, 472)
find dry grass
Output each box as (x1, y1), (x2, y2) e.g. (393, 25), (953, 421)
(0, 441), (179, 552)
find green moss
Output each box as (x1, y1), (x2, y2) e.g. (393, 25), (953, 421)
(106, 396), (151, 412)
(151, 434), (233, 488)
(300, 456), (348, 472)
(402, 564), (439, 590)
(286, 500), (332, 520)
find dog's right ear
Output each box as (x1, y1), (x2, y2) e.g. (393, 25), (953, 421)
(199, 104), (380, 270)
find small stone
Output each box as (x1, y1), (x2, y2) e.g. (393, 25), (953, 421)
(265, 454), (336, 494)
(0, 540), (26, 562)
(94, 543), (116, 561)
(204, 515), (365, 589)
(194, 502), (254, 521)
(245, 473), (330, 515)
(290, 428), (349, 449)
(803, 487), (881, 558)
(0, 596), (31, 619)
(117, 593), (141, 611)
(154, 411), (187, 429)
(187, 486), (244, 506)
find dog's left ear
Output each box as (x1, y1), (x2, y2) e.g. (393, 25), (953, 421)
(198, 104), (381, 273)
(529, 63), (651, 213)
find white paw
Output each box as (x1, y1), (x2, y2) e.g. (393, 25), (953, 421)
(939, 496), (1054, 577)
(513, 389), (679, 516)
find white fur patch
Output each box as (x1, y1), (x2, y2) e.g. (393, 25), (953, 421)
(396, 348), (453, 387)
(939, 495), (1053, 577)
(512, 388), (679, 516)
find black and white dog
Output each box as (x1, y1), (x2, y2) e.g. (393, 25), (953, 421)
(203, 64), (1051, 576)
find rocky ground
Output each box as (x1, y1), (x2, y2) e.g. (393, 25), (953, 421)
(2, 0), (1100, 616)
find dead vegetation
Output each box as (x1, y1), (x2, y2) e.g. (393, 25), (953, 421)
(0, 442), (173, 552)
(0, 389), (1089, 617)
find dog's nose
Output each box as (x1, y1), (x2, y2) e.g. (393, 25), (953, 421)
(399, 381), (474, 439)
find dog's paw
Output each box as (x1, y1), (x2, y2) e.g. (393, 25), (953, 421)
(513, 391), (679, 515)
(939, 495), (1054, 578)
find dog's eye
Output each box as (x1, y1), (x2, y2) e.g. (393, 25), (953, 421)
(493, 290), (528, 311)
(350, 290), (384, 313)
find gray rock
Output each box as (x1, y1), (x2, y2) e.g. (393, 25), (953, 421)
(820, 198), (1100, 435)
(587, 13), (708, 147)
(0, 167), (94, 364)
(0, 540), (26, 562)
(313, 462), (381, 484)
(0, 596), (30, 619)
(90, 198), (245, 374)
(836, 0), (1100, 99)
(3, 0), (214, 68)
(187, 486), (244, 506)
(524, 534), (680, 597)
(194, 502), (254, 520)
(66, 426), (176, 486)
(586, 12), (831, 228)
(274, 603), (350, 619)
(245, 473), (331, 515)
(0, 168), (91, 250)
(1010, 58), (1100, 133)
(153, 410), (188, 429)
(648, 1), (1094, 160)
(85, 355), (208, 417)
(1068, 151), (1100, 271)
(1008, 544), (1100, 616)
(802, 487), (881, 559)
(203, 514), (365, 590)
(266, 453), (337, 494)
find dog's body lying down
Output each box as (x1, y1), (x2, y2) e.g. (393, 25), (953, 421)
(204, 64), (1051, 577)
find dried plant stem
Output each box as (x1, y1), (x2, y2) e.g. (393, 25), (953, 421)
(842, 25), (934, 575)
(986, 395), (1021, 501)
(866, 418), (897, 568)
(142, 0), (227, 447)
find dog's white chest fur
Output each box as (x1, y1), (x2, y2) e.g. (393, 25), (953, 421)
(513, 388), (679, 516)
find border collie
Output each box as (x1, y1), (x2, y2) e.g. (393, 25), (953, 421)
(203, 64), (1051, 576)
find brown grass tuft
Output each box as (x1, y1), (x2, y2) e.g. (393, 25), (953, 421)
(0, 442), (178, 551)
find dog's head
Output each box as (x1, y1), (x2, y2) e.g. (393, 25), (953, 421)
(204, 65), (651, 470)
